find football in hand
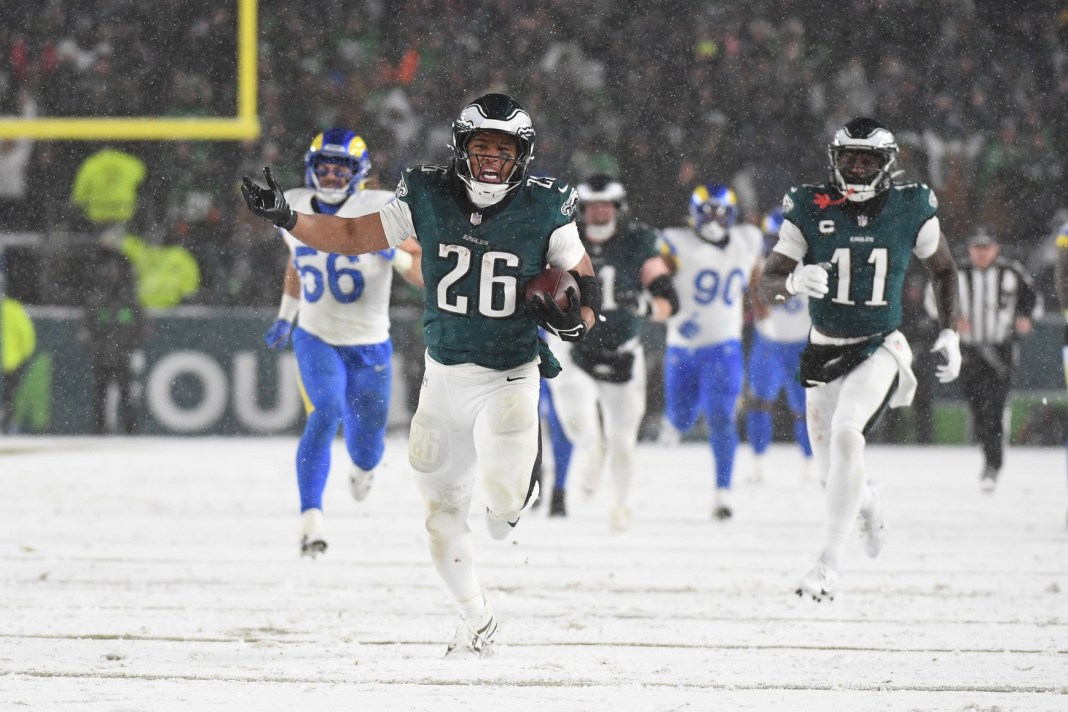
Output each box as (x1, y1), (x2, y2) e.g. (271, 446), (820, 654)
(525, 267), (579, 310)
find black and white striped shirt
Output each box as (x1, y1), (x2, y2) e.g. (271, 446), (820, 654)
(945, 257), (1042, 346)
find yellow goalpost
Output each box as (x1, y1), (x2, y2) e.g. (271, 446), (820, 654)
(0, 0), (260, 141)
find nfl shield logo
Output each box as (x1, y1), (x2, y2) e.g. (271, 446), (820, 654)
(470, 212), (482, 226)
(858, 215), (868, 227)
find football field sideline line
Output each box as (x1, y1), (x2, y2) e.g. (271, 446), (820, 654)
(4, 669), (1060, 694)
(1, 632), (1061, 655)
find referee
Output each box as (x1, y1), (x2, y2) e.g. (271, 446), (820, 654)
(950, 229), (1042, 492)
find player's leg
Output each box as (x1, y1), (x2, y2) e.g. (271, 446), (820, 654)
(89, 361), (109, 434)
(783, 342), (814, 463)
(745, 333), (784, 482)
(408, 357), (494, 656)
(117, 358), (137, 434)
(339, 342), (393, 501)
(548, 344), (605, 496)
(806, 349), (899, 594)
(958, 357), (990, 484)
(699, 341), (744, 519)
(473, 362), (542, 531)
(292, 329), (346, 511)
(980, 364), (1012, 488)
(539, 381), (573, 516)
(662, 345), (701, 443)
(598, 348), (647, 531)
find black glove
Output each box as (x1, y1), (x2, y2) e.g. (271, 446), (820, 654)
(618, 290), (654, 318)
(241, 166), (297, 231)
(529, 287), (588, 342)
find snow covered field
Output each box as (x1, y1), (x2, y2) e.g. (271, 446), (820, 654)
(1, 436), (1065, 711)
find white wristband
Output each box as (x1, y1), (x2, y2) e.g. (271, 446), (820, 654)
(392, 248), (414, 275)
(277, 293), (300, 322)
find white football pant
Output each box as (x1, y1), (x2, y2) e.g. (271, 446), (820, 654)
(806, 346), (901, 568)
(547, 341), (646, 509)
(408, 352), (540, 608)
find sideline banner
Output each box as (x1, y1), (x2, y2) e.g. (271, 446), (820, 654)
(22, 307), (416, 435)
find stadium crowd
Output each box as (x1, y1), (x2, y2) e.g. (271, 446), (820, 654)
(1, 0), (1067, 306)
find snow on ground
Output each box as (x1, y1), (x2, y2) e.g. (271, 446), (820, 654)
(1, 436), (1065, 711)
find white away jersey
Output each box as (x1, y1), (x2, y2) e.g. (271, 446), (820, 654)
(662, 223), (763, 348)
(282, 187), (398, 346)
(755, 293), (811, 343)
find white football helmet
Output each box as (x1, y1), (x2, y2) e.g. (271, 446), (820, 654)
(828, 117), (898, 203)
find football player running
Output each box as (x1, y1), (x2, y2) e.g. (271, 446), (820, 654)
(545, 175), (677, 531)
(263, 129), (421, 559)
(745, 207), (814, 483)
(759, 118), (961, 601)
(659, 184), (764, 520)
(243, 95), (601, 658)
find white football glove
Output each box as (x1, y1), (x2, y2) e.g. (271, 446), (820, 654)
(785, 263), (830, 299)
(930, 328), (962, 383)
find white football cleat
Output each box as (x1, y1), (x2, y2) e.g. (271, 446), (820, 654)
(980, 466), (998, 494)
(795, 561), (838, 602)
(857, 487), (886, 558)
(657, 417), (681, 448)
(445, 613), (497, 659)
(300, 508), (327, 558)
(609, 503), (631, 532)
(349, 465), (374, 502)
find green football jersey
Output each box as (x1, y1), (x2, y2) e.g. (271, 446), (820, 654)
(582, 222), (659, 352)
(782, 182), (938, 337)
(397, 165), (579, 369)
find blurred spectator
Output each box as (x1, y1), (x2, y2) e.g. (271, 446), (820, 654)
(120, 234), (200, 309)
(78, 247), (146, 434)
(2, 2), (1067, 306)
(1, 295), (36, 432)
(0, 92), (36, 231)
(70, 146), (145, 232)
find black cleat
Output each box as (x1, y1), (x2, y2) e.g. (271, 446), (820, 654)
(549, 488), (567, 517)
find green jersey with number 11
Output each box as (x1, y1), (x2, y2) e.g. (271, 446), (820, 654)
(779, 182), (939, 338)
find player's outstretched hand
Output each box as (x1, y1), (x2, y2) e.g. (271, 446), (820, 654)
(786, 263), (830, 299)
(529, 287), (588, 342)
(241, 167), (297, 231)
(930, 328), (961, 383)
(263, 319), (294, 350)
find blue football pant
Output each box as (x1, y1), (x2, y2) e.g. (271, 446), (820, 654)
(292, 328), (392, 513)
(664, 341), (743, 490)
(746, 333), (812, 458)
(539, 379), (573, 491)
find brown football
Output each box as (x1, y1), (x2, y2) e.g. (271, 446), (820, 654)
(525, 267), (579, 310)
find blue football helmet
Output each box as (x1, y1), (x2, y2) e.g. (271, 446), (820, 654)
(761, 207), (784, 238)
(689, 183), (737, 244)
(304, 128), (371, 204)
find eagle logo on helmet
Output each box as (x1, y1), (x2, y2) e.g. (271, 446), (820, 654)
(448, 93), (538, 208)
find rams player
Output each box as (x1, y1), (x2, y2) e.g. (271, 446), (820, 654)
(262, 129), (421, 559)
